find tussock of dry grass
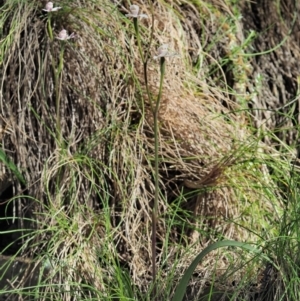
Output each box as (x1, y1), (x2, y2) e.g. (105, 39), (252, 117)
(0, 0), (290, 298)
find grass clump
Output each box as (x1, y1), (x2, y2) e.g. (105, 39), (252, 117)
(0, 0), (300, 300)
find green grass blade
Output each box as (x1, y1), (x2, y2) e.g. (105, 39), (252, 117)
(171, 240), (268, 301)
(0, 148), (26, 185)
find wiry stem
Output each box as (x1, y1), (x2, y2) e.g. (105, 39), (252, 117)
(143, 6), (155, 113)
(47, 17), (53, 40)
(152, 57), (165, 300)
(47, 15), (64, 144)
(134, 16), (154, 112)
(55, 43), (65, 144)
(133, 18), (144, 62)
(132, 8), (162, 300)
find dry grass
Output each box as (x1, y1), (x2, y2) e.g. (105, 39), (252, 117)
(0, 0), (292, 299)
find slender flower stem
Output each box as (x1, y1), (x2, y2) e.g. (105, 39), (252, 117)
(131, 8), (161, 300)
(47, 16), (64, 143)
(133, 15), (154, 112)
(55, 44), (64, 143)
(152, 57), (165, 300)
(143, 7), (155, 113)
(156, 58), (166, 113)
(133, 18), (144, 62)
(46, 15), (62, 142)
(47, 17), (53, 40)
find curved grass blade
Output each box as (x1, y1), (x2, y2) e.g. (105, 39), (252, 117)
(0, 148), (26, 185)
(172, 240), (269, 301)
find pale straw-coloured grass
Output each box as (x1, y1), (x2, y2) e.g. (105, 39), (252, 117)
(0, 0), (293, 299)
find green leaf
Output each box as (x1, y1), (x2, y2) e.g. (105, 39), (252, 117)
(0, 148), (26, 185)
(171, 240), (269, 301)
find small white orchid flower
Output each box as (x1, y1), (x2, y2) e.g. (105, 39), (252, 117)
(56, 29), (76, 40)
(154, 44), (168, 59)
(153, 44), (179, 59)
(42, 2), (61, 12)
(125, 5), (148, 19)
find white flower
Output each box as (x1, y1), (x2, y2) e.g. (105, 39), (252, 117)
(56, 29), (76, 40)
(125, 5), (148, 19)
(42, 2), (61, 12)
(154, 44), (168, 59)
(153, 44), (179, 59)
